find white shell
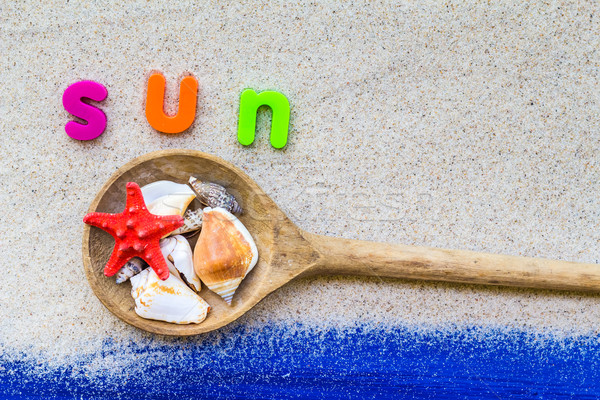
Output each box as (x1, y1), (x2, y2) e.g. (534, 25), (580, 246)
(159, 235), (178, 256)
(160, 235), (201, 291)
(141, 180), (196, 217)
(130, 261), (210, 324)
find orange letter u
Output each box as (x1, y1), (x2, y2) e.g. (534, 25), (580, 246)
(145, 73), (198, 134)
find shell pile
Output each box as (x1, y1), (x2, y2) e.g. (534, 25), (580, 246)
(111, 177), (257, 325)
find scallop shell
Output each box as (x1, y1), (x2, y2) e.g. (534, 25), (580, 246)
(130, 260), (210, 324)
(160, 235), (201, 291)
(188, 177), (242, 214)
(170, 209), (203, 236)
(141, 180), (196, 217)
(193, 207), (258, 305)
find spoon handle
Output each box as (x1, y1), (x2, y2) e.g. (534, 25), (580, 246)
(303, 232), (600, 292)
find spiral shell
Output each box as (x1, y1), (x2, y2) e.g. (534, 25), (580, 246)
(188, 177), (242, 214)
(170, 209), (203, 236)
(115, 257), (147, 284)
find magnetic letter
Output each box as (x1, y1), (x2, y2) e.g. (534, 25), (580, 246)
(145, 73), (198, 134)
(237, 89), (290, 149)
(62, 81), (108, 141)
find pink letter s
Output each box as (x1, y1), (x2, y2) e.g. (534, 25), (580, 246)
(62, 81), (108, 140)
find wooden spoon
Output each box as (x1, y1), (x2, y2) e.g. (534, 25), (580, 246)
(83, 149), (600, 336)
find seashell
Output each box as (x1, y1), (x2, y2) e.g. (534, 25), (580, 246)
(188, 177), (242, 214)
(160, 235), (201, 291)
(193, 207), (258, 305)
(170, 209), (203, 236)
(130, 260), (210, 324)
(159, 234), (178, 256)
(141, 180), (196, 217)
(115, 257), (148, 284)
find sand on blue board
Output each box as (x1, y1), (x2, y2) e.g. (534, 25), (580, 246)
(2, 324), (600, 399)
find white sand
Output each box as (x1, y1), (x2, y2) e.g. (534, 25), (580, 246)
(1, 1), (600, 364)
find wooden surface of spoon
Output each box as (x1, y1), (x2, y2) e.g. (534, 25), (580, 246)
(82, 149), (600, 336)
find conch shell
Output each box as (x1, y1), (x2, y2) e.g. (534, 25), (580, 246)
(171, 209), (203, 236)
(130, 260), (210, 324)
(141, 180), (196, 217)
(115, 257), (147, 284)
(193, 207), (258, 305)
(188, 177), (242, 214)
(160, 235), (201, 291)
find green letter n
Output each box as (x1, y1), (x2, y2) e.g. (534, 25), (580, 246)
(237, 89), (290, 149)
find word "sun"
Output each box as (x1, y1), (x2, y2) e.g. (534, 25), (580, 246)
(62, 74), (290, 149)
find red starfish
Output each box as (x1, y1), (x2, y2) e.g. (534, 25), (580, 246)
(83, 182), (184, 280)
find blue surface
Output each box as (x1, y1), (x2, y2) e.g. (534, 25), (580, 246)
(2, 324), (600, 399)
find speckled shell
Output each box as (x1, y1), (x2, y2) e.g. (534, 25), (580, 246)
(115, 257), (147, 284)
(160, 235), (201, 291)
(188, 177), (242, 214)
(141, 180), (196, 217)
(170, 209), (203, 236)
(130, 260), (210, 324)
(193, 207), (258, 305)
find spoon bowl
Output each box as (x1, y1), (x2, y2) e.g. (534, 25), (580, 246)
(83, 149), (318, 335)
(83, 150), (600, 335)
